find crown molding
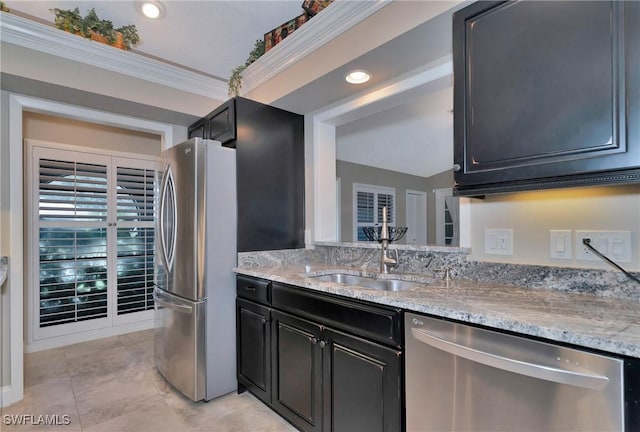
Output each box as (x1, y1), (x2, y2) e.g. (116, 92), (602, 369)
(0, 12), (228, 100)
(241, 0), (391, 94)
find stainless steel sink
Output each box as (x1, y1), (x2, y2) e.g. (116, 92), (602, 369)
(311, 273), (374, 285)
(309, 273), (423, 292)
(364, 279), (424, 292)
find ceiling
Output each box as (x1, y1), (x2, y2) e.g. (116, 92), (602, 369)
(5, 0), (464, 178)
(5, 0), (306, 81)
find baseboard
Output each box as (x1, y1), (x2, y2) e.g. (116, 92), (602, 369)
(1, 384), (22, 408)
(24, 320), (154, 354)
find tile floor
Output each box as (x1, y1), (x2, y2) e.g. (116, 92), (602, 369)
(2, 330), (296, 432)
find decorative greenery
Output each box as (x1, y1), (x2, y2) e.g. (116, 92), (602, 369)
(228, 39), (265, 97)
(50, 7), (140, 50)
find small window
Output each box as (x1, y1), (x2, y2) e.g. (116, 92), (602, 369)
(353, 183), (396, 242)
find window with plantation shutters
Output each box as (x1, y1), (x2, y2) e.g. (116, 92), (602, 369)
(115, 164), (155, 315)
(29, 145), (157, 341)
(353, 183), (396, 242)
(38, 157), (110, 328)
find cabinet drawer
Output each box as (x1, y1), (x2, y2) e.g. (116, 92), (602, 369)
(236, 275), (271, 305)
(271, 283), (402, 348)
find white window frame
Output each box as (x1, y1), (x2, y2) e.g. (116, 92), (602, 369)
(352, 183), (396, 242)
(434, 187), (459, 247)
(26, 140), (159, 342)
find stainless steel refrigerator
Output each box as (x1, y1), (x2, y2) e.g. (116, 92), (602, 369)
(154, 138), (237, 401)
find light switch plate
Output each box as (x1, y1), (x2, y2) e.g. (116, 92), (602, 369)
(549, 230), (572, 259)
(484, 229), (513, 255)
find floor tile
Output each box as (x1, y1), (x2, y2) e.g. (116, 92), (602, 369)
(24, 348), (68, 388)
(6, 330), (295, 432)
(74, 370), (159, 428)
(81, 395), (185, 432)
(1, 377), (81, 432)
(65, 346), (136, 378)
(63, 336), (123, 361)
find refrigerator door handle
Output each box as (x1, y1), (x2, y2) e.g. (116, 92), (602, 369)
(159, 166), (177, 272)
(154, 290), (193, 314)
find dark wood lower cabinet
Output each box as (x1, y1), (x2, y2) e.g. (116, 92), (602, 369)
(271, 310), (323, 432)
(237, 278), (403, 432)
(324, 329), (402, 432)
(236, 298), (271, 405)
(269, 310), (402, 432)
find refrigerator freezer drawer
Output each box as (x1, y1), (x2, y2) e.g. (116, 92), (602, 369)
(154, 288), (206, 401)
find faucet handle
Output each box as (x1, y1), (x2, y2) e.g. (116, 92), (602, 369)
(433, 266), (452, 281)
(391, 248), (399, 267)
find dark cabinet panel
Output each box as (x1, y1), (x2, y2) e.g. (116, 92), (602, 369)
(236, 298), (271, 404)
(453, 1), (640, 195)
(188, 97), (304, 252)
(271, 310), (323, 432)
(234, 98), (305, 252)
(324, 329), (402, 432)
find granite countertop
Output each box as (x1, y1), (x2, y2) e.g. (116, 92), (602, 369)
(234, 264), (640, 359)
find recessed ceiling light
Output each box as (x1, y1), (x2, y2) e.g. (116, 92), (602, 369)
(345, 70), (370, 84)
(136, 1), (165, 19)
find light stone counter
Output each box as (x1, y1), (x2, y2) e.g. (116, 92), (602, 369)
(234, 262), (640, 359)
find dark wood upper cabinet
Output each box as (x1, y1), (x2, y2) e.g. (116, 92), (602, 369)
(453, 1), (640, 196)
(188, 98), (236, 145)
(188, 97), (305, 252)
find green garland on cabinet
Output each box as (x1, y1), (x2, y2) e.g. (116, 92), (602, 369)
(228, 39), (265, 97)
(50, 7), (140, 50)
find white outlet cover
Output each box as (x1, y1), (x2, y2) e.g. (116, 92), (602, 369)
(575, 230), (632, 263)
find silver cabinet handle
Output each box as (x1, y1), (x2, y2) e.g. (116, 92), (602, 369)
(411, 327), (609, 390)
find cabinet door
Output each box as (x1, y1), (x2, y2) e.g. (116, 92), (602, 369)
(187, 117), (207, 140)
(207, 99), (236, 145)
(453, 1), (640, 195)
(323, 328), (402, 432)
(271, 310), (323, 432)
(236, 298), (271, 404)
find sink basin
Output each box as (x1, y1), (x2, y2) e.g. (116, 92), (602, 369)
(309, 273), (422, 292)
(364, 279), (424, 292)
(311, 273), (374, 285)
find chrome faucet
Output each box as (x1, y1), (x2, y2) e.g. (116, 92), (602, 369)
(379, 206), (399, 274)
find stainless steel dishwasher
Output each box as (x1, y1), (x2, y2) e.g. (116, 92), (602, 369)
(405, 313), (624, 431)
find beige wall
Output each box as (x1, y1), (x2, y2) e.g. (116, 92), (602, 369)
(23, 112), (162, 156)
(337, 161), (453, 245)
(468, 185), (640, 270)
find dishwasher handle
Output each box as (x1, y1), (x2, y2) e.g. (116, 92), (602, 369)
(410, 327), (609, 391)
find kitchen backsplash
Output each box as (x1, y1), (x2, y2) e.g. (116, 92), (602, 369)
(238, 243), (640, 301)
